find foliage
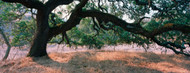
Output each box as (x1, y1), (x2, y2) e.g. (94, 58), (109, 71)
(67, 27), (104, 49)
(0, 0), (28, 45)
(11, 20), (36, 46)
(66, 18), (152, 49)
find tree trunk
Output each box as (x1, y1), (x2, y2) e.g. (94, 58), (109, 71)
(27, 30), (49, 57)
(27, 9), (50, 57)
(0, 29), (11, 60)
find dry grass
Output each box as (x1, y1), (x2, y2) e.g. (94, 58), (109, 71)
(0, 51), (190, 73)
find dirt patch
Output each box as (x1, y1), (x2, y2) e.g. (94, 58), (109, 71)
(0, 51), (190, 73)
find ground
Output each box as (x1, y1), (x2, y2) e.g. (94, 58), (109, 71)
(0, 44), (178, 60)
(1, 51), (190, 73)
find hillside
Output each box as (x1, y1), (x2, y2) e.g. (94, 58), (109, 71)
(1, 51), (190, 73)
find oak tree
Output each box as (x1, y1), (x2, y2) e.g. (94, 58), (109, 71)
(1, 0), (190, 57)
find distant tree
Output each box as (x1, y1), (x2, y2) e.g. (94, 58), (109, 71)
(1, 0), (190, 57)
(0, 28), (11, 60)
(0, 1), (28, 60)
(0, 2), (13, 60)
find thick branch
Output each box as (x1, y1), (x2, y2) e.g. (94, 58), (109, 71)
(79, 10), (190, 37)
(48, 0), (88, 39)
(81, 10), (145, 32)
(47, 2), (190, 56)
(2, 0), (44, 9)
(151, 24), (190, 36)
(50, 9), (190, 41)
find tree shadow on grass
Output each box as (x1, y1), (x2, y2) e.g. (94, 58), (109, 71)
(1, 51), (190, 73)
(32, 52), (162, 73)
(139, 52), (190, 72)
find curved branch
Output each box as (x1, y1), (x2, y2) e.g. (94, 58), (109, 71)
(137, 17), (150, 24)
(81, 10), (145, 31)
(2, 0), (44, 9)
(151, 23), (190, 36)
(50, 9), (190, 40)
(79, 10), (190, 37)
(48, 0), (88, 39)
(47, 3), (190, 56)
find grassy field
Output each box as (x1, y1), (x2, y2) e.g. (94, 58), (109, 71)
(1, 51), (190, 73)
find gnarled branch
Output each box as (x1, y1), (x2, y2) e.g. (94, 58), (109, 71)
(49, 0), (88, 39)
(79, 10), (190, 36)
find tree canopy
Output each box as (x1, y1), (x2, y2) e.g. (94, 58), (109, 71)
(1, 0), (190, 57)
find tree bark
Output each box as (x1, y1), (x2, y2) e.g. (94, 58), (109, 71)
(27, 9), (50, 57)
